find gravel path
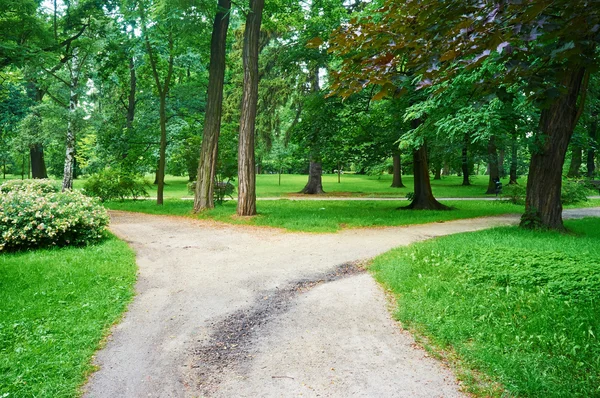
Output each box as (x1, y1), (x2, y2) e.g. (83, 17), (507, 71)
(83, 208), (600, 398)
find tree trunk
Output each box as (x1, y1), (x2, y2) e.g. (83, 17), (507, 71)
(337, 161), (341, 183)
(156, 93), (167, 205)
(403, 143), (449, 210)
(499, 148), (506, 178)
(462, 134), (470, 186)
(62, 50), (78, 191)
(433, 164), (441, 180)
(122, 56), (137, 160)
(587, 112), (597, 177)
(237, 0), (264, 216)
(30, 144), (48, 179)
(194, 0), (231, 212)
(391, 152), (405, 188)
(567, 146), (582, 177)
(522, 67), (587, 231)
(442, 161), (450, 176)
(509, 131), (519, 184)
(300, 160), (325, 194)
(485, 136), (500, 194)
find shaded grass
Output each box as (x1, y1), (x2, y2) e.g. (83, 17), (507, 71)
(370, 218), (600, 397)
(106, 199), (524, 233)
(0, 235), (137, 397)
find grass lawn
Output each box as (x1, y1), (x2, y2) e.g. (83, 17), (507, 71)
(68, 174), (510, 199)
(370, 218), (600, 397)
(0, 235), (137, 397)
(105, 198), (525, 232)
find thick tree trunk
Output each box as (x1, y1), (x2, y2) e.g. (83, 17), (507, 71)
(391, 152), (405, 188)
(403, 143), (450, 210)
(156, 93), (167, 205)
(300, 160), (325, 194)
(509, 132), (519, 184)
(522, 67), (587, 231)
(567, 147), (582, 177)
(30, 144), (48, 179)
(237, 0), (264, 216)
(485, 136), (500, 194)
(194, 0), (231, 212)
(62, 52), (78, 191)
(462, 134), (470, 186)
(587, 112), (597, 177)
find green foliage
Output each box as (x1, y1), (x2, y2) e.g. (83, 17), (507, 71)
(502, 183), (526, 205)
(371, 219), (600, 397)
(561, 180), (589, 205)
(0, 178), (59, 194)
(0, 180), (109, 251)
(83, 169), (150, 202)
(0, 235), (136, 397)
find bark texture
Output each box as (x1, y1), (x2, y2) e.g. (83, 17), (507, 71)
(485, 136), (500, 194)
(403, 143), (449, 210)
(194, 0), (231, 212)
(300, 160), (325, 194)
(237, 0), (264, 216)
(522, 67), (586, 230)
(461, 134), (470, 186)
(587, 112), (597, 177)
(62, 48), (79, 191)
(391, 152), (405, 188)
(30, 144), (48, 179)
(567, 147), (582, 177)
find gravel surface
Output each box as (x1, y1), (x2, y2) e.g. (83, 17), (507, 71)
(83, 208), (600, 398)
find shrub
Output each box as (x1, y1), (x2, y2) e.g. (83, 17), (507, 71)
(0, 180), (109, 251)
(503, 183), (526, 205)
(83, 169), (150, 202)
(561, 179), (589, 205)
(0, 178), (60, 194)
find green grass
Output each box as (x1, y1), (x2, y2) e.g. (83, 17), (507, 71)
(106, 199), (524, 232)
(0, 235), (137, 397)
(370, 218), (600, 397)
(68, 174), (512, 199)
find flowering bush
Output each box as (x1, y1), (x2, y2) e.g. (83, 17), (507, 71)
(0, 180), (109, 251)
(0, 179), (60, 194)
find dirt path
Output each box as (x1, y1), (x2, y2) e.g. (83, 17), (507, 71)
(83, 209), (600, 398)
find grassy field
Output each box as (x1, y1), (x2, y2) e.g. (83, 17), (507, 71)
(64, 173), (508, 199)
(0, 235), (137, 397)
(106, 198), (525, 232)
(370, 218), (600, 397)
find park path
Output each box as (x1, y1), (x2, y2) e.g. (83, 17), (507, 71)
(83, 208), (600, 398)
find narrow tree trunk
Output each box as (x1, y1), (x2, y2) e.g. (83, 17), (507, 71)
(433, 164), (441, 180)
(567, 146), (582, 177)
(156, 93), (167, 205)
(122, 56), (137, 160)
(403, 144), (450, 210)
(391, 152), (405, 188)
(587, 112), (597, 177)
(442, 161), (450, 176)
(522, 67), (587, 231)
(498, 148), (506, 178)
(462, 134), (470, 186)
(237, 0), (264, 216)
(485, 136), (500, 194)
(30, 144), (48, 179)
(337, 161), (341, 183)
(509, 131), (519, 184)
(62, 50), (78, 191)
(21, 154), (25, 180)
(300, 160), (325, 194)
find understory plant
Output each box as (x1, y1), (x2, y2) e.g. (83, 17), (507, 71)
(0, 180), (109, 251)
(83, 169), (150, 202)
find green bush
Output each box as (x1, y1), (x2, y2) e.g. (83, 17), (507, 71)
(83, 169), (150, 202)
(503, 183), (526, 205)
(0, 180), (109, 251)
(0, 179), (60, 194)
(561, 179), (589, 205)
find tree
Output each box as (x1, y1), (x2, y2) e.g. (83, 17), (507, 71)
(330, 0), (599, 229)
(194, 0), (231, 212)
(237, 0), (265, 216)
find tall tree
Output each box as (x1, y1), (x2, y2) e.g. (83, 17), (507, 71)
(194, 0), (231, 212)
(237, 0), (265, 216)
